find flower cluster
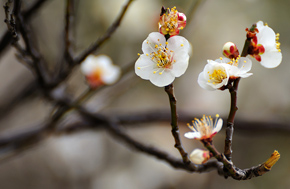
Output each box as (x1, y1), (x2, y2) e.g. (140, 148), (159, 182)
(135, 7), (190, 87)
(197, 21), (282, 91)
(81, 55), (121, 88)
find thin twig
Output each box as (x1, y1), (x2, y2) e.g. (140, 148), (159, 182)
(13, 0), (49, 87)
(0, 0), (48, 57)
(74, 0), (134, 65)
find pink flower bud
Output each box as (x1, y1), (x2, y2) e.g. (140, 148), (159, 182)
(222, 42), (239, 59)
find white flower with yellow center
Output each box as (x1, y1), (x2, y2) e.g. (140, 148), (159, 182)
(184, 114), (223, 140)
(216, 56), (253, 79)
(81, 55), (121, 88)
(198, 57), (252, 90)
(198, 60), (229, 91)
(135, 32), (190, 87)
(189, 149), (210, 164)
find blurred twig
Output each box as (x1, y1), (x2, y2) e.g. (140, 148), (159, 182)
(0, 0), (48, 57)
(74, 0), (134, 65)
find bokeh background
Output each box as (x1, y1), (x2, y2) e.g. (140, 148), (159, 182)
(0, 0), (290, 188)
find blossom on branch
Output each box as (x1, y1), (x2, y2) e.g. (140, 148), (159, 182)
(184, 114), (223, 141)
(216, 56), (253, 79)
(81, 55), (121, 88)
(135, 32), (190, 87)
(159, 6), (186, 37)
(247, 21), (282, 68)
(197, 60), (229, 91)
(198, 57), (252, 90)
(189, 149), (210, 164)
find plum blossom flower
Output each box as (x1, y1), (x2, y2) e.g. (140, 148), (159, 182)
(158, 6), (186, 37)
(189, 149), (210, 164)
(198, 57), (252, 90)
(81, 55), (121, 88)
(184, 114), (223, 141)
(197, 60), (229, 91)
(135, 32), (190, 87)
(247, 21), (282, 68)
(216, 56), (253, 79)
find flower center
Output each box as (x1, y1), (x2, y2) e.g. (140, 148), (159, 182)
(151, 43), (173, 69)
(86, 69), (103, 88)
(208, 68), (227, 85)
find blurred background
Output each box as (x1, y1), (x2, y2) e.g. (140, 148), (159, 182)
(0, 0), (290, 188)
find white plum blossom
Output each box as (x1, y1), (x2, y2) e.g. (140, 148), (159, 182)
(216, 56), (253, 79)
(189, 149), (210, 164)
(81, 55), (121, 88)
(184, 114), (223, 141)
(198, 57), (252, 91)
(249, 21), (282, 68)
(135, 32), (190, 87)
(197, 60), (229, 91)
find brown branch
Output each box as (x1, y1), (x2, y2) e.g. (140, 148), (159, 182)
(13, 0), (50, 87)
(115, 110), (290, 134)
(74, 0), (134, 65)
(0, 0), (48, 57)
(202, 140), (280, 180)
(165, 84), (190, 164)
(224, 79), (240, 161)
(64, 0), (75, 60)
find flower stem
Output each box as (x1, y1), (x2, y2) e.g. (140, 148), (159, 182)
(224, 78), (240, 161)
(165, 84), (190, 164)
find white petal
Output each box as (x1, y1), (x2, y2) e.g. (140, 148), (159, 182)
(135, 55), (155, 79)
(238, 57), (252, 73)
(212, 118), (223, 134)
(171, 51), (189, 77)
(81, 55), (113, 76)
(149, 70), (175, 87)
(215, 57), (231, 64)
(239, 72), (253, 78)
(102, 65), (121, 84)
(197, 72), (216, 91)
(142, 32), (166, 54)
(257, 25), (276, 48)
(184, 132), (201, 139)
(260, 50), (282, 68)
(167, 35), (190, 54)
(189, 149), (208, 164)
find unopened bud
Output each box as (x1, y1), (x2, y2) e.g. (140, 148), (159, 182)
(222, 42), (239, 59)
(189, 149), (210, 164)
(264, 150), (280, 170)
